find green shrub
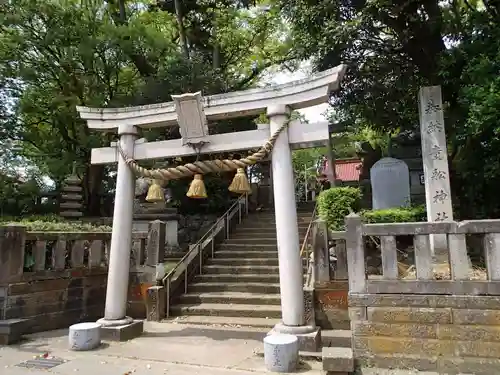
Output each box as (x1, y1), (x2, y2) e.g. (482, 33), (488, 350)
(317, 187), (362, 230)
(0, 215), (112, 232)
(360, 205), (426, 223)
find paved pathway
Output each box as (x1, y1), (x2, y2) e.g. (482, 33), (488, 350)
(0, 322), (322, 374)
(0, 321), (440, 374)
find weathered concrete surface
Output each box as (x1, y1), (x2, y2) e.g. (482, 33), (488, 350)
(0, 322), (323, 375)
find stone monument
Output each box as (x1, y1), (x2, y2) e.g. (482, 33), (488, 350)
(370, 157), (411, 210)
(418, 86), (453, 259)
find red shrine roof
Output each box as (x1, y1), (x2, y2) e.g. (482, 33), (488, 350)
(319, 158), (362, 182)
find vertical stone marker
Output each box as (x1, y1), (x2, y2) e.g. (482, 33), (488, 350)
(418, 86), (453, 260)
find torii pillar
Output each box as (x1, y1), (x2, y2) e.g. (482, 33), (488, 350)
(267, 105), (318, 347)
(97, 124), (142, 337)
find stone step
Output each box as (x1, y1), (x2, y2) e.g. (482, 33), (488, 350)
(218, 243), (278, 251)
(322, 347), (354, 373)
(166, 315), (279, 328)
(239, 223), (310, 229)
(178, 291), (281, 305)
(214, 250), (278, 259)
(207, 258), (279, 266)
(229, 233), (307, 241)
(322, 329), (352, 348)
(201, 265), (280, 275)
(225, 238), (278, 245)
(170, 303), (282, 319)
(229, 232), (308, 240)
(195, 273), (279, 283)
(189, 282), (280, 294)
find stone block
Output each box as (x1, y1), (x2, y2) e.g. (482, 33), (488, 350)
(295, 328), (321, 352)
(357, 353), (438, 371)
(439, 356), (500, 375)
(0, 319), (30, 345)
(452, 339), (500, 358)
(353, 336), (455, 357)
(348, 307), (366, 321)
(146, 286), (165, 321)
(8, 279), (70, 295)
(352, 321), (437, 338)
(367, 307), (451, 324)
(453, 308), (500, 325)
(100, 320), (143, 342)
(350, 293), (500, 310)
(438, 323), (500, 341)
(322, 347), (354, 373)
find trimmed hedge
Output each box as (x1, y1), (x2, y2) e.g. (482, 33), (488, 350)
(0, 215), (112, 232)
(317, 187), (362, 230)
(361, 205), (426, 223)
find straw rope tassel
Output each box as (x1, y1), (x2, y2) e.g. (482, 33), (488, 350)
(186, 174), (207, 199)
(146, 180), (164, 202)
(229, 168), (251, 194)
(117, 119), (290, 181)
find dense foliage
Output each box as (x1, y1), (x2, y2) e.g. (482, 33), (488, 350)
(0, 214), (112, 232)
(317, 187), (362, 230)
(281, 0), (500, 219)
(361, 206), (427, 224)
(0, 0), (290, 216)
(1, 0), (499, 219)
(318, 186), (427, 229)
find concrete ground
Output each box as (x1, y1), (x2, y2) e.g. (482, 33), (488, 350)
(0, 321), (322, 375)
(0, 321), (438, 375)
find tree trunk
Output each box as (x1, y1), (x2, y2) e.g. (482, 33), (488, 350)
(83, 164), (106, 217)
(174, 0), (190, 59)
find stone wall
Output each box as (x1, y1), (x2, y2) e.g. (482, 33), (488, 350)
(0, 223), (162, 333)
(349, 294), (500, 374)
(177, 214), (218, 247)
(314, 281), (349, 330)
(1, 270), (149, 333)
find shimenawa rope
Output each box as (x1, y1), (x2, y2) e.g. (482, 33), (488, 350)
(117, 119), (290, 180)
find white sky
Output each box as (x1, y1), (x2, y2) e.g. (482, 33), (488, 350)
(262, 62), (330, 123)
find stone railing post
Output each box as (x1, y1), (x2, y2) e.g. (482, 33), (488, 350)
(145, 285), (166, 321)
(313, 219), (330, 283)
(145, 220), (166, 267)
(345, 213), (366, 293)
(0, 225), (26, 284)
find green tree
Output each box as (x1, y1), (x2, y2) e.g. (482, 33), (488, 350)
(0, 0), (291, 215)
(281, 0), (500, 218)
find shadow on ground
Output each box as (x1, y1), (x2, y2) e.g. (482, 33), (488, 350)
(142, 327), (266, 341)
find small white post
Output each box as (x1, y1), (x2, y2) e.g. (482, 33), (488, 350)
(268, 105), (305, 328)
(98, 124), (138, 326)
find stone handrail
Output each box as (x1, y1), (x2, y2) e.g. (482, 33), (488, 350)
(345, 213), (500, 296)
(161, 194), (249, 319)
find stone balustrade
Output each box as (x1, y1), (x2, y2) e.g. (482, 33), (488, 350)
(344, 214), (500, 373)
(0, 221), (167, 335)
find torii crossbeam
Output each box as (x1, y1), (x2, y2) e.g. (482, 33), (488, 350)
(76, 64), (347, 337)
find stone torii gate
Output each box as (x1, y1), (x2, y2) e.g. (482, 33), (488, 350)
(76, 65), (346, 338)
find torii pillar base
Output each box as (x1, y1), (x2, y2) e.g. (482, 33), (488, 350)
(268, 323), (321, 352)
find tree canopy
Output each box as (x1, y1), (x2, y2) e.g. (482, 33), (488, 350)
(1, 0), (499, 218)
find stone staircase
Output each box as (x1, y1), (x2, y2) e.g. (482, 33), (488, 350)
(167, 205), (354, 374)
(169, 207), (311, 327)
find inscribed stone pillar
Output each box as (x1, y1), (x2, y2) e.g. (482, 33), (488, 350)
(418, 86), (453, 260)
